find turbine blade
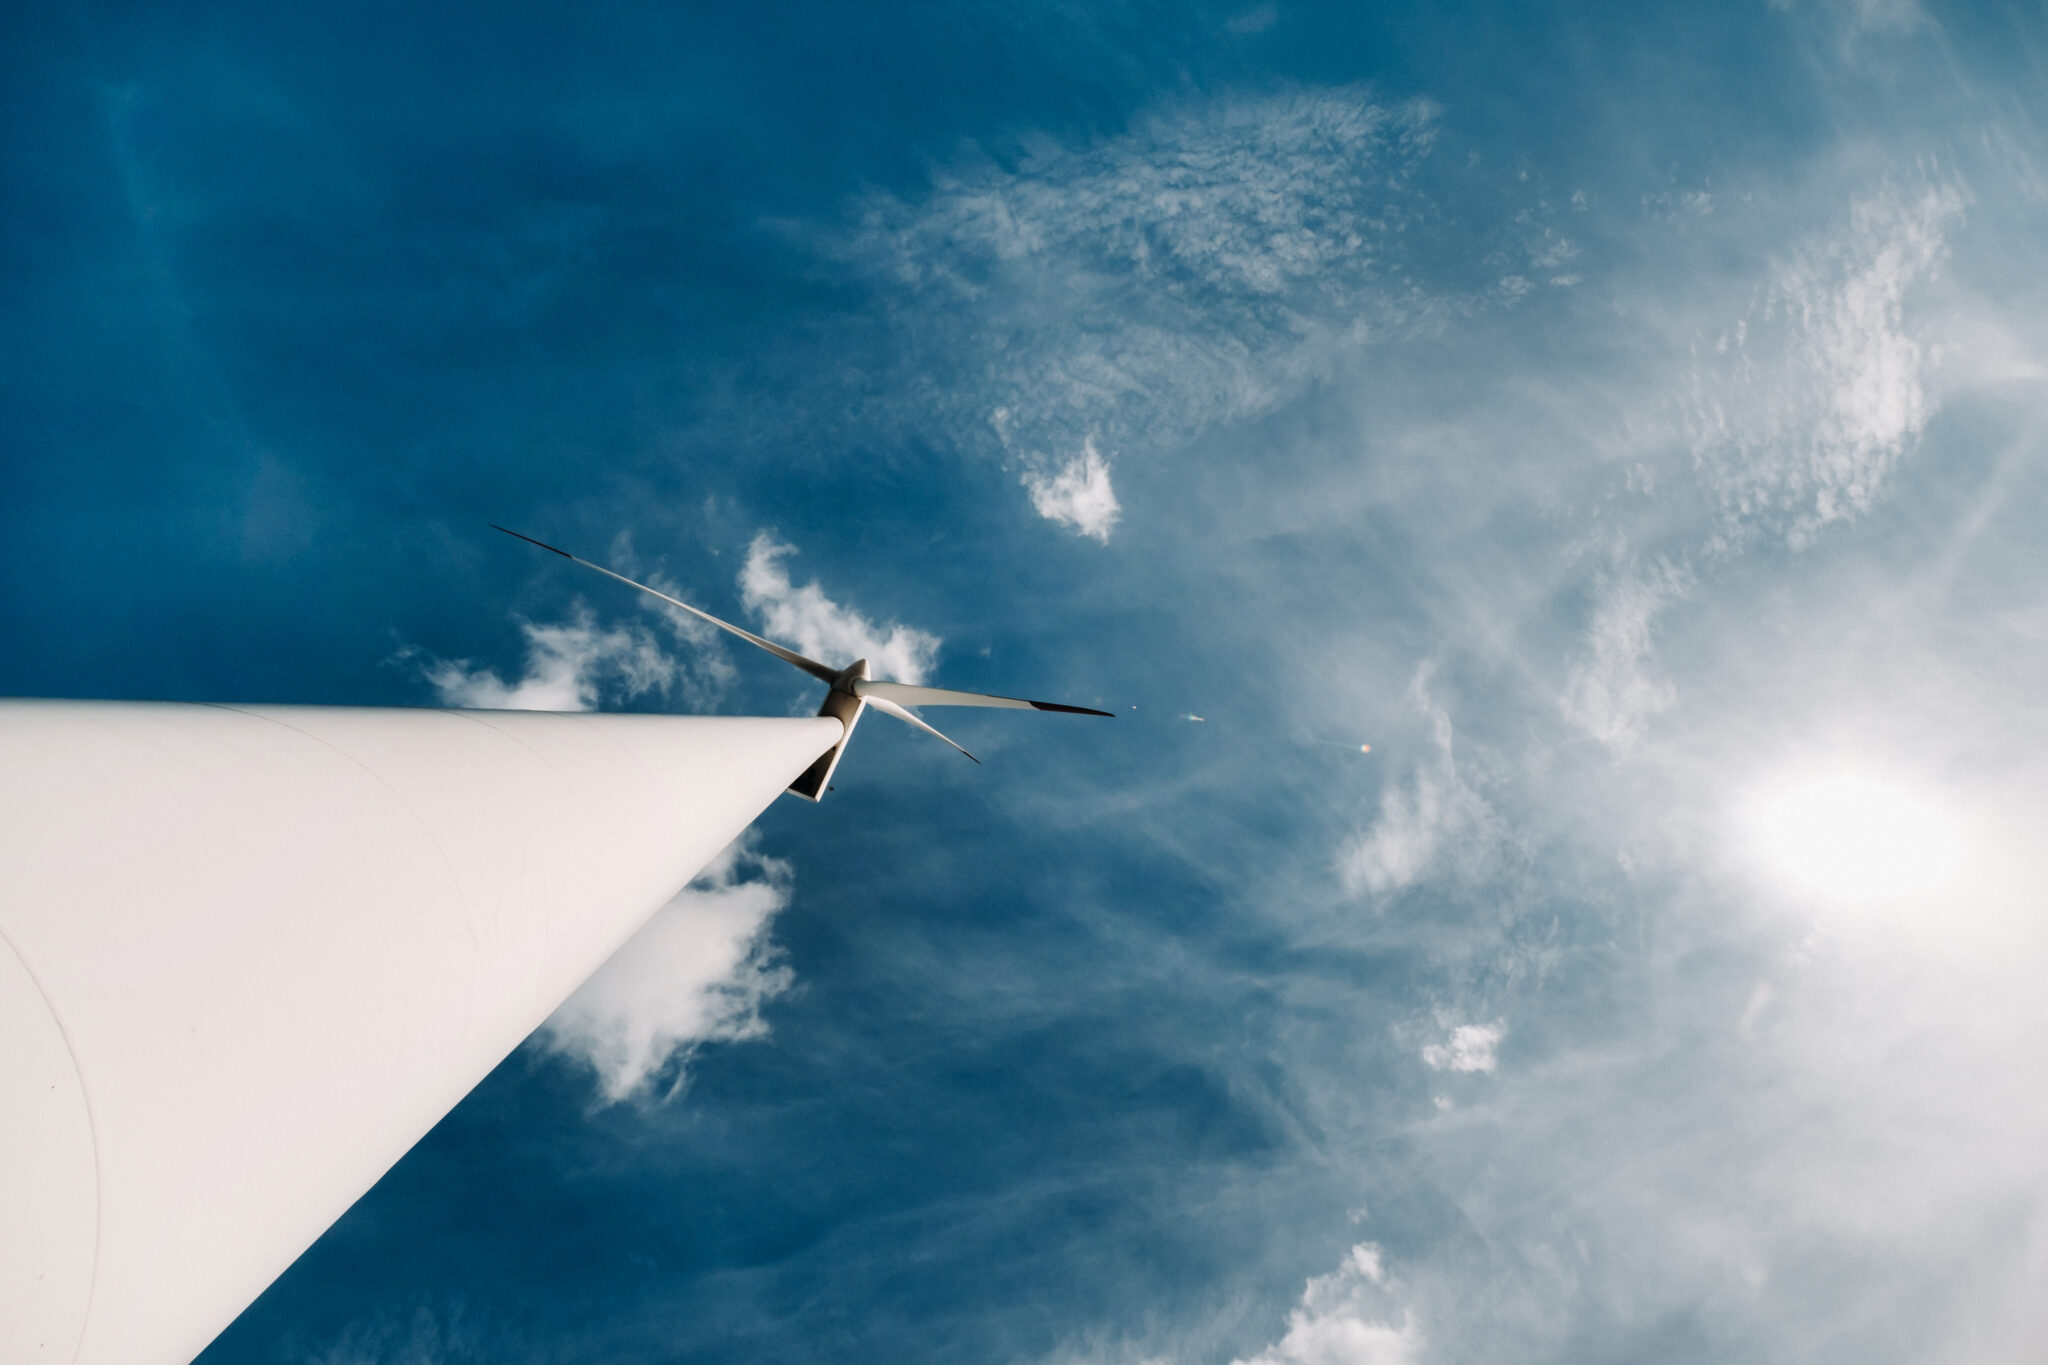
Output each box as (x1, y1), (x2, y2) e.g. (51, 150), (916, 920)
(492, 525), (839, 686)
(856, 679), (1113, 717)
(863, 695), (980, 764)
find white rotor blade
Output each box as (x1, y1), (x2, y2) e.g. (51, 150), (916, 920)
(492, 526), (838, 686)
(863, 695), (980, 764)
(855, 679), (1113, 717)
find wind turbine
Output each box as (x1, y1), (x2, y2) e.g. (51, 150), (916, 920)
(2, 532), (1112, 1365)
(492, 526), (1112, 799)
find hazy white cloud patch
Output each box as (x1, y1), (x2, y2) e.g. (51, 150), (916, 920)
(1254, 142), (2048, 1360)
(739, 533), (940, 683)
(602, 536), (744, 701)
(1342, 770), (1457, 899)
(848, 88), (1437, 304)
(1234, 1244), (1422, 1365)
(1772, 0), (1928, 35)
(1341, 667), (1495, 898)
(1685, 179), (1964, 550)
(1023, 437), (1122, 541)
(1560, 562), (1688, 751)
(1194, 117), (2046, 1362)
(825, 89), (1443, 515)
(410, 609), (680, 712)
(1334, 507), (2048, 1359)
(1843, 0), (1925, 27)
(538, 837), (795, 1104)
(1526, 227), (1578, 271)
(1421, 1021), (1505, 1074)
(302, 1303), (495, 1365)
(1563, 180), (1962, 751)
(1642, 186), (1715, 220)
(1225, 3), (1279, 34)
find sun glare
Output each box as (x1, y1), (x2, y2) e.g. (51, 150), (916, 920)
(1739, 770), (1969, 905)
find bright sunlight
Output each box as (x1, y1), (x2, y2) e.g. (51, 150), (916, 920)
(1739, 769), (1970, 905)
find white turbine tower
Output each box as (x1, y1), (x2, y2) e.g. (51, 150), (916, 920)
(0, 533), (1107, 1365)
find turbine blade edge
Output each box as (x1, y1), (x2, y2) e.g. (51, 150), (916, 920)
(864, 695), (980, 764)
(856, 680), (1112, 717)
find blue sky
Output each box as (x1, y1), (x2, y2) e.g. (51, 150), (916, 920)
(7, 1), (2048, 1361)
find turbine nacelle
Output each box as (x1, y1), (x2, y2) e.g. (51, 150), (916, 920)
(492, 528), (1111, 801)
(790, 659), (870, 802)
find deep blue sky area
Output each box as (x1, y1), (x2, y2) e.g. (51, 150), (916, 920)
(7, 1), (2048, 1362)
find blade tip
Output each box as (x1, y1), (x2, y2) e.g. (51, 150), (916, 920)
(1028, 700), (1116, 717)
(491, 524), (574, 559)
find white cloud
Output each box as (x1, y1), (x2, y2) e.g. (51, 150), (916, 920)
(537, 837), (795, 1104)
(1560, 563), (1686, 752)
(1234, 1244), (1423, 1365)
(1548, 182), (1959, 756)
(1341, 667), (1494, 898)
(826, 89), (1442, 514)
(851, 90), (1436, 302)
(1300, 399), (2048, 1359)
(739, 533), (940, 683)
(1421, 1021), (1505, 1074)
(1342, 772), (1456, 898)
(1162, 128), (2041, 1365)
(1024, 438), (1122, 542)
(1685, 180), (1964, 551)
(412, 609), (679, 712)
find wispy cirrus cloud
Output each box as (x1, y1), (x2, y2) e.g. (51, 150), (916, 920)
(1269, 149), (2046, 1362)
(1684, 179), (1965, 553)
(1559, 561), (1688, 752)
(1340, 665), (1497, 899)
(1774, 0), (1929, 38)
(820, 89), (1448, 537)
(302, 1301), (506, 1365)
(1556, 176), (1964, 751)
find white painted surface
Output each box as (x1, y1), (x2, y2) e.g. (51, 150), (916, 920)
(0, 931), (97, 1361)
(0, 700), (841, 1365)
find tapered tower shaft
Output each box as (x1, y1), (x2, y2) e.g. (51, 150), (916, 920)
(0, 700), (841, 1365)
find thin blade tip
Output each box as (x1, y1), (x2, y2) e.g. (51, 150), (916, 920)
(1029, 700), (1115, 717)
(491, 524), (574, 559)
